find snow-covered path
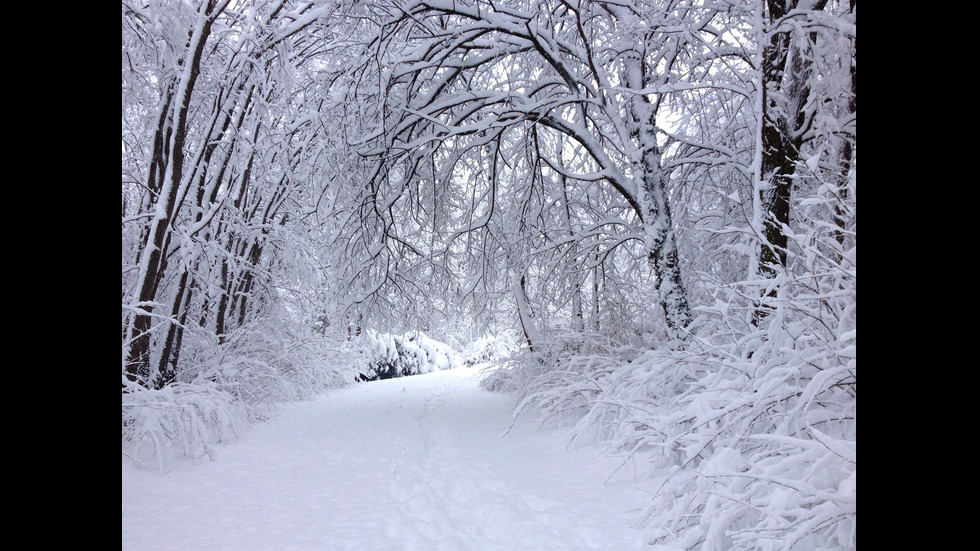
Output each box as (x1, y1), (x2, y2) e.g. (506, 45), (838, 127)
(122, 365), (657, 550)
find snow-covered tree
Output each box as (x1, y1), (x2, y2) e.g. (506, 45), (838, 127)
(122, 0), (364, 464)
(342, 0), (708, 341)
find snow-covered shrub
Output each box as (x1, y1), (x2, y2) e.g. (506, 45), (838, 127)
(466, 333), (522, 392)
(122, 381), (244, 471)
(349, 330), (461, 381)
(395, 336), (430, 375)
(478, 330), (616, 395)
(506, 319), (854, 549)
(350, 330), (402, 380)
(461, 333), (520, 367)
(410, 331), (461, 372)
(497, 186), (856, 550)
(123, 308), (361, 470)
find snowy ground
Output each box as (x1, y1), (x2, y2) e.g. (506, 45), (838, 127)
(122, 365), (662, 550)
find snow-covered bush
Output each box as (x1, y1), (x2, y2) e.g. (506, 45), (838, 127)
(411, 333), (459, 372)
(350, 330), (401, 380)
(122, 309), (361, 471)
(350, 330), (462, 381)
(460, 333), (520, 367)
(478, 330), (616, 394)
(122, 380), (244, 471)
(497, 186), (856, 550)
(505, 316), (854, 549)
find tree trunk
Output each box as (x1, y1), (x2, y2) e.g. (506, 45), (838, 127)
(125, 1), (223, 386)
(835, 0), (856, 251)
(214, 257), (231, 343)
(151, 80), (255, 385)
(557, 136), (584, 333)
(754, 0), (827, 323)
(622, 53), (692, 338)
(154, 268), (190, 388)
(515, 272), (540, 352)
(591, 264), (601, 331)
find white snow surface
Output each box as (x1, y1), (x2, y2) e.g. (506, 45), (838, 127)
(122, 365), (658, 550)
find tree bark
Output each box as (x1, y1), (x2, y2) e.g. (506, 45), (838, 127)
(125, 3), (221, 385)
(516, 273), (540, 352)
(622, 53), (692, 337)
(754, 0), (828, 322)
(835, 0), (856, 251)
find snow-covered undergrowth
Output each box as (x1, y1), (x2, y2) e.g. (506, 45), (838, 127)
(500, 316), (854, 548)
(459, 333), (521, 367)
(349, 330), (463, 381)
(122, 313), (360, 471)
(492, 250), (855, 547)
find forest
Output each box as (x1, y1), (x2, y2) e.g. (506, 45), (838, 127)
(122, 0), (855, 549)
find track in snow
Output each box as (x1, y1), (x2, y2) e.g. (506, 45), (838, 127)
(122, 365), (656, 550)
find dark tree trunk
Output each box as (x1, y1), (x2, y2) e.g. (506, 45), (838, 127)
(591, 264), (600, 331)
(215, 257), (230, 343)
(155, 268), (190, 389)
(758, 0), (796, 278)
(152, 84), (249, 385)
(754, 0), (827, 323)
(125, 5), (221, 386)
(835, 0), (856, 250)
(517, 274), (536, 352)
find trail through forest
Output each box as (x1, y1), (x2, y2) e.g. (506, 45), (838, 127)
(122, 365), (660, 550)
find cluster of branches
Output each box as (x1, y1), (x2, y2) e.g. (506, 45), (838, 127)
(342, 0), (698, 342)
(122, 0), (352, 390)
(340, 0), (856, 548)
(340, 0), (853, 344)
